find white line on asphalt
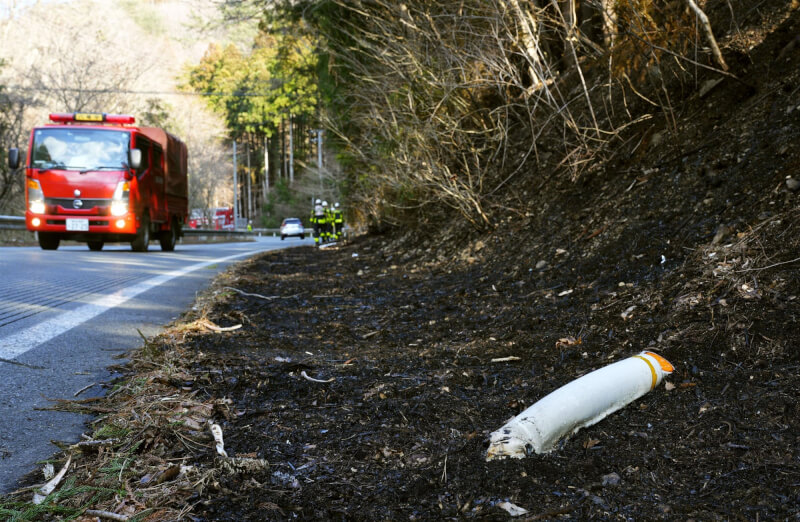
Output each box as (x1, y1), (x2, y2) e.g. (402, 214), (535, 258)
(0, 251), (258, 360)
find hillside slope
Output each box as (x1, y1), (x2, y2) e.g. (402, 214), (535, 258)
(0, 2), (798, 520)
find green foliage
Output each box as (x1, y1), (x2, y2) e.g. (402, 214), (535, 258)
(139, 98), (178, 134)
(182, 26), (319, 140)
(0, 475), (119, 521)
(261, 179), (306, 227)
(94, 422), (131, 440)
(118, 0), (165, 36)
(273, 178), (295, 203)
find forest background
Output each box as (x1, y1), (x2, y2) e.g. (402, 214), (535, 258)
(0, 0), (764, 232)
(0, 0), (325, 228)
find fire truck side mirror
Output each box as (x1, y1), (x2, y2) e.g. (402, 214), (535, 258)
(129, 148), (142, 170)
(7, 148), (19, 170)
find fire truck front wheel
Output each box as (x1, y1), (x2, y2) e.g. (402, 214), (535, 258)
(159, 218), (179, 251)
(131, 214), (151, 252)
(38, 232), (60, 250)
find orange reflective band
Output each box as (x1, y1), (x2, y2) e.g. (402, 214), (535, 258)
(634, 355), (658, 390)
(644, 351), (675, 373)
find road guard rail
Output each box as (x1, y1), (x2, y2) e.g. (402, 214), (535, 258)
(183, 227), (280, 239)
(0, 215), (25, 230)
(0, 216), (281, 238)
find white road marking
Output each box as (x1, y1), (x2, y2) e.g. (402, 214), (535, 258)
(0, 251), (257, 360)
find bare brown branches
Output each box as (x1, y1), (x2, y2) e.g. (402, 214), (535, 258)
(685, 0), (729, 71)
(318, 0), (732, 227)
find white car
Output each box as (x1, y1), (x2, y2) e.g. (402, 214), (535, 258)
(280, 218), (305, 240)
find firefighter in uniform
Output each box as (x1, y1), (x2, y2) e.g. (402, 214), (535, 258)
(310, 199), (325, 246)
(332, 202), (344, 241)
(321, 201), (331, 243)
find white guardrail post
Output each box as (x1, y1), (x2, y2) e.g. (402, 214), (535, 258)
(0, 215), (26, 230)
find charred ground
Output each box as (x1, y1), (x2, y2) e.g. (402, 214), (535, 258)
(3, 2), (800, 521)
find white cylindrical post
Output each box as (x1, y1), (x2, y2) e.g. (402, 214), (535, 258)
(232, 141), (239, 229)
(486, 351), (674, 460)
(289, 114), (294, 184)
(318, 129), (323, 191)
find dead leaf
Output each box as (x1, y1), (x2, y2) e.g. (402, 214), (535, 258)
(153, 465), (180, 485)
(556, 336), (582, 348)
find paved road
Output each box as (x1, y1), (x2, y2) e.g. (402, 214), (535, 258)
(0, 236), (311, 493)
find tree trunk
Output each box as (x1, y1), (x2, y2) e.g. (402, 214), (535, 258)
(289, 113), (295, 185)
(601, 0), (617, 49)
(263, 136), (269, 196)
(280, 117), (286, 181)
(685, 0), (728, 71)
(503, 0), (547, 87)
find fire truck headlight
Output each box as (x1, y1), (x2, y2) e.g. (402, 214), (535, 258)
(115, 219), (126, 229)
(110, 201), (128, 216)
(27, 179), (45, 214)
(31, 217), (41, 227)
(110, 181), (130, 216)
(29, 200), (46, 214)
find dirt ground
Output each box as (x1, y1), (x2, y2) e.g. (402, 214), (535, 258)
(14, 166), (798, 521)
(151, 197), (798, 521)
(3, 2), (800, 521)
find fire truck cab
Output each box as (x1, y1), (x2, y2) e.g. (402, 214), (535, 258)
(9, 112), (188, 251)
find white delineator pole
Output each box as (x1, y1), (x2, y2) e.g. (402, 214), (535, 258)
(486, 351), (674, 460)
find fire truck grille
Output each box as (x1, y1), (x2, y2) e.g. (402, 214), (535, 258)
(46, 198), (111, 214)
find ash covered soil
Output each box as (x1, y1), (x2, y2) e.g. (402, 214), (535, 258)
(29, 155), (799, 521)
(160, 196), (799, 521)
(5, 3), (800, 521)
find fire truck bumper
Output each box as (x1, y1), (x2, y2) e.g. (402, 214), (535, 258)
(26, 212), (138, 237)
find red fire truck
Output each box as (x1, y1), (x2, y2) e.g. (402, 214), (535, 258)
(8, 112), (188, 252)
(212, 207), (235, 230)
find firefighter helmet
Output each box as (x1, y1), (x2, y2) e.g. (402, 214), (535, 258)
(322, 200), (328, 207)
(334, 202), (340, 208)
(315, 199), (321, 205)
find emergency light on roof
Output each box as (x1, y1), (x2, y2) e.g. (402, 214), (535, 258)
(49, 113), (136, 125)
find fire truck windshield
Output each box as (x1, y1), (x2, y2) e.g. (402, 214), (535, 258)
(31, 128), (130, 171)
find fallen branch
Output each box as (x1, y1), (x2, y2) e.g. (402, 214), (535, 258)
(36, 402), (115, 414)
(223, 286), (280, 300)
(735, 256), (800, 273)
(219, 456), (270, 474)
(74, 382), (97, 397)
(84, 509), (130, 521)
(33, 455), (71, 504)
(208, 423), (269, 473)
(301, 370), (335, 383)
(198, 319), (242, 333)
(686, 0), (728, 71)
(491, 356), (521, 363)
(0, 357), (45, 370)
(71, 438), (120, 452)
